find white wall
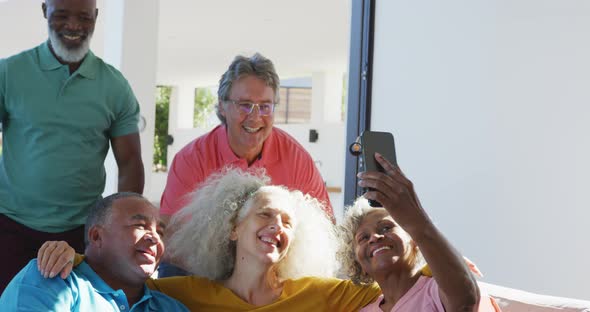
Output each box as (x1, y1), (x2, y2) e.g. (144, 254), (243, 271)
(0, 0), (105, 60)
(101, 0), (159, 198)
(371, 0), (590, 299)
(277, 123), (346, 222)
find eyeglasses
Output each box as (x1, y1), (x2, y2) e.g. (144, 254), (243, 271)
(224, 100), (276, 116)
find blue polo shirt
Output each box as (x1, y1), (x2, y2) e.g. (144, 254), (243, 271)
(0, 260), (189, 312)
(0, 41), (140, 232)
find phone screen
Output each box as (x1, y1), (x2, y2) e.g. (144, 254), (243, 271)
(360, 131), (397, 207)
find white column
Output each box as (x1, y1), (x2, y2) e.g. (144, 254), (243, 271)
(101, 0), (159, 200)
(311, 71), (344, 123)
(169, 85), (195, 130)
(167, 84), (195, 162)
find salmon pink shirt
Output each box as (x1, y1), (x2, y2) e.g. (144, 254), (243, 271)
(160, 125), (333, 218)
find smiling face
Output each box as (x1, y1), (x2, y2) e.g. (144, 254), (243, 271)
(231, 187), (296, 267)
(42, 0), (98, 63)
(354, 208), (416, 278)
(94, 197), (165, 285)
(219, 75), (275, 163)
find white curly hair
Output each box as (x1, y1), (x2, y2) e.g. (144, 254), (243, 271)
(165, 167), (338, 281)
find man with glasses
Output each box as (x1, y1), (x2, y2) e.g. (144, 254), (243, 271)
(158, 53), (333, 277)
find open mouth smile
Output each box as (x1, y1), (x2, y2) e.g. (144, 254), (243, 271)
(58, 33), (86, 44)
(243, 126), (263, 133)
(370, 245), (392, 257)
(259, 235), (281, 248)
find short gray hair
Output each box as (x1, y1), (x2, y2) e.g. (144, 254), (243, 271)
(166, 167), (338, 281)
(85, 192), (145, 246)
(216, 53), (280, 124)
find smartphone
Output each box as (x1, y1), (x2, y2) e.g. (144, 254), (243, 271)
(360, 131), (397, 207)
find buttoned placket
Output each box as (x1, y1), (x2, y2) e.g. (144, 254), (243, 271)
(58, 66), (79, 96)
(111, 289), (129, 311)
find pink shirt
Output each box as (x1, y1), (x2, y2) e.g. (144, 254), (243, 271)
(360, 276), (445, 312)
(359, 276), (500, 312)
(160, 125), (333, 218)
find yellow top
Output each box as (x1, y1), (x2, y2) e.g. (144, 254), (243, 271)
(147, 275), (380, 312)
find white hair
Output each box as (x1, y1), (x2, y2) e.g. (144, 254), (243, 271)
(165, 167), (338, 281)
(277, 189), (338, 279)
(48, 26), (92, 63)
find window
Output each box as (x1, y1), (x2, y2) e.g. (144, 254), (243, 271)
(193, 87), (217, 128)
(275, 87), (312, 124)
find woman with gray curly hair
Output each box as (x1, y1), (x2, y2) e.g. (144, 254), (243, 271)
(145, 167), (380, 311)
(164, 167), (333, 281)
(338, 153), (499, 312)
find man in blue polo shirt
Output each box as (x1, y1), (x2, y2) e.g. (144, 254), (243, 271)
(0, 193), (188, 312)
(0, 0), (144, 293)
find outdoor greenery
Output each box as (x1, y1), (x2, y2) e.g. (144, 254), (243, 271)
(152, 86), (216, 172)
(153, 85), (171, 172)
(193, 88), (217, 128)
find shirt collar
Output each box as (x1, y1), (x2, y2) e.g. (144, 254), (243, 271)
(260, 128), (279, 165)
(216, 125), (241, 164)
(137, 284), (156, 310)
(76, 261), (116, 294)
(38, 40), (97, 79)
(39, 41), (62, 71)
(77, 261), (153, 305)
(75, 50), (97, 79)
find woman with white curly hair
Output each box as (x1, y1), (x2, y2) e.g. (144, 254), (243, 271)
(144, 167), (380, 310)
(338, 153), (499, 312)
(38, 167), (380, 311)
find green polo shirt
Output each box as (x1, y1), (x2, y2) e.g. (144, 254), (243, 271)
(0, 41), (139, 232)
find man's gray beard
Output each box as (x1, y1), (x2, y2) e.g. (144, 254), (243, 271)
(48, 27), (93, 63)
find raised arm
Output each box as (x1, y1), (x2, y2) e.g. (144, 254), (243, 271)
(358, 153), (480, 311)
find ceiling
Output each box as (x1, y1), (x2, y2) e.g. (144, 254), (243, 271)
(0, 0), (351, 86)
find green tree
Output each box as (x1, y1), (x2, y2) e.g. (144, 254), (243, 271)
(153, 85), (171, 171)
(194, 88), (217, 128)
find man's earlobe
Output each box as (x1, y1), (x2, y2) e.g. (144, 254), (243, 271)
(87, 226), (103, 247)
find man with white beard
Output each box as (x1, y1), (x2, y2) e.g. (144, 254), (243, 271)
(0, 0), (144, 294)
